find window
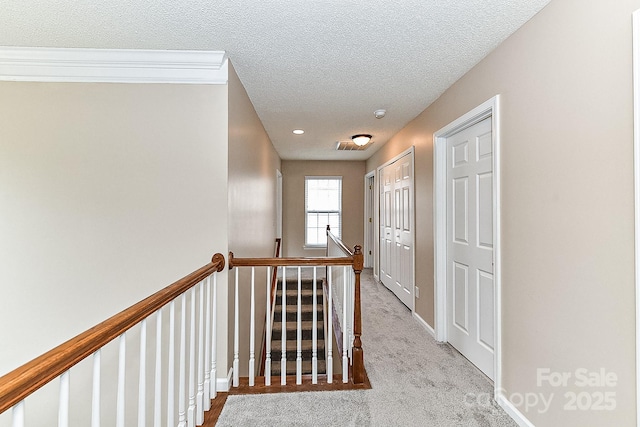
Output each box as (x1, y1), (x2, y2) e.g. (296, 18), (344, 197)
(305, 177), (342, 247)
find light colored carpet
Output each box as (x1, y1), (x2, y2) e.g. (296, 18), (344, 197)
(216, 269), (516, 427)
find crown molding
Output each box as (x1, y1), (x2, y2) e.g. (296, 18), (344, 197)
(0, 47), (228, 84)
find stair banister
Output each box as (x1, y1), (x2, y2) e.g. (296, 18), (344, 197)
(0, 252), (226, 422)
(325, 225), (365, 385)
(229, 231), (366, 386)
(258, 238), (281, 378)
(351, 245), (365, 384)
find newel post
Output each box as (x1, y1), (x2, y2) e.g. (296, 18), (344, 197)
(352, 245), (365, 384)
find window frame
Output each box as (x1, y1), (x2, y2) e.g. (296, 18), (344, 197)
(304, 176), (342, 248)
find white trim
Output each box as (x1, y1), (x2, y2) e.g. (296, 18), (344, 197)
(372, 167), (380, 280)
(434, 133), (448, 344)
(304, 176), (342, 247)
(378, 146), (416, 170)
(0, 46), (228, 84)
(364, 171), (375, 268)
(496, 394), (535, 427)
(632, 9), (640, 426)
(413, 312), (436, 339)
(375, 146), (416, 313)
(433, 95), (501, 389)
(216, 368), (233, 392)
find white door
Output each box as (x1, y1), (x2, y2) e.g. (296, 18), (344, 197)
(379, 167), (393, 286)
(379, 152), (414, 309)
(446, 117), (494, 379)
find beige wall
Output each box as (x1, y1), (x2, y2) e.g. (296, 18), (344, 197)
(0, 81), (229, 425)
(227, 62), (282, 375)
(366, 0), (637, 425)
(281, 161), (366, 257)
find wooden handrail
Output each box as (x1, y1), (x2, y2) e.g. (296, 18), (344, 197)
(0, 253), (226, 414)
(228, 253), (354, 268)
(326, 225), (353, 257)
(270, 238), (282, 302)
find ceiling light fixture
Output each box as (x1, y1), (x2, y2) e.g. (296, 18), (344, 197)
(293, 129), (305, 135)
(351, 134), (372, 146)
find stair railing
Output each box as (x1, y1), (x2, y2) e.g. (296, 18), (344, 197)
(325, 226), (365, 384)
(258, 238), (281, 376)
(0, 253), (226, 427)
(227, 246), (364, 388)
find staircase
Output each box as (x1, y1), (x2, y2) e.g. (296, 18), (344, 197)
(270, 278), (326, 376)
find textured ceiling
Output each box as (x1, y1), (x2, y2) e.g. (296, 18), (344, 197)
(0, 0), (550, 160)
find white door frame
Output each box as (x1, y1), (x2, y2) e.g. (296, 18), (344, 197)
(631, 9), (640, 423)
(434, 96), (501, 393)
(372, 168), (381, 281)
(364, 171), (375, 268)
(376, 146), (416, 312)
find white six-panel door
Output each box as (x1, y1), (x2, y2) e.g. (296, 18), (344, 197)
(379, 152), (414, 309)
(380, 166), (393, 287)
(446, 117), (495, 379)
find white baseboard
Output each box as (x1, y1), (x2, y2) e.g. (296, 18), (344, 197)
(496, 393), (535, 427)
(413, 312), (436, 339)
(216, 368), (233, 392)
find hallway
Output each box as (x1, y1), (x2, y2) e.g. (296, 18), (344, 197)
(216, 269), (516, 426)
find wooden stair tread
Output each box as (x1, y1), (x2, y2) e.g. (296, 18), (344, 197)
(274, 304), (322, 314)
(270, 339), (324, 352)
(270, 359), (327, 375)
(272, 320), (324, 331)
(277, 288), (321, 297)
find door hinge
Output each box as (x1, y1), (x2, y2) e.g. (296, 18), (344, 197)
(369, 217), (372, 223)
(369, 250), (372, 255)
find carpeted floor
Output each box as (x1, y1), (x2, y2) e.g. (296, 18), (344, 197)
(216, 269), (516, 426)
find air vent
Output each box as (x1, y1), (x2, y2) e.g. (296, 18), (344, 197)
(335, 141), (372, 151)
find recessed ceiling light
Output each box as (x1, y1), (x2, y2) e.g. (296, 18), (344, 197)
(293, 129), (304, 135)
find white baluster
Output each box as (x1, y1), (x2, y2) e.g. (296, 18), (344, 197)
(312, 267), (318, 384)
(296, 267), (302, 385)
(167, 300), (176, 427)
(249, 267), (256, 386)
(92, 350), (101, 427)
(12, 401), (24, 427)
(197, 280), (205, 425)
(138, 319), (147, 427)
(153, 311), (162, 427)
(178, 294), (187, 427)
(203, 276), (212, 410)
(188, 287), (197, 427)
(265, 266), (272, 386)
(233, 269), (239, 387)
(342, 266), (348, 383)
(349, 270), (354, 360)
(116, 334), (126, 427)
(327, 268), (333, 383)
(210, 273), (218, 399)
(281, 267), (287, 385)
(58, 371), (69, 427)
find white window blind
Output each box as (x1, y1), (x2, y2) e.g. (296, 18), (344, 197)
(305, 177), (342, 246)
